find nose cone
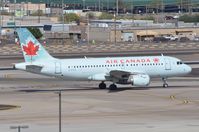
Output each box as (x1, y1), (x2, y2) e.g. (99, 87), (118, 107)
(185, 65), (192, 74)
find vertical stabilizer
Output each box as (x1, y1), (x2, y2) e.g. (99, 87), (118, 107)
(16, 28), (54, 62)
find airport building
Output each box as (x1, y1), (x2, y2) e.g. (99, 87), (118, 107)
(89, 19), (199, 42)
(7, 0), (199, 13)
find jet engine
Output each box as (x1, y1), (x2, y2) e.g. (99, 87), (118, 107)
(128, 74), (150, 86)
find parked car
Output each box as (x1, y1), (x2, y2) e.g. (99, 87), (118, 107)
(179, 37), (190, 42)
(153, 37), (169, 43)
(163, 35), (178, 41)
(193, 37), (199, 41)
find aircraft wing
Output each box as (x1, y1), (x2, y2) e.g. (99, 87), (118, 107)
(109, 70), (144, 79)
(109, 70), (132, 79)
(107, 70), (150, 86)
(107, 70), (147, 83)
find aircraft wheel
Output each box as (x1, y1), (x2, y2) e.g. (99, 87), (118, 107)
(163, 83), (168, 88)
(109, 84), (117, 90)
(99, 82), (106, 89)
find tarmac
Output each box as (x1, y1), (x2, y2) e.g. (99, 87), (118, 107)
(0, 70), (199, 132)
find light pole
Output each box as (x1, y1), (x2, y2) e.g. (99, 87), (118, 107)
(10, 125), (29, 132)
(107, 0), (109, 11)
(59, 91), (62, 132)
(62, 0), (64, 45)
(161, 0), (164, 23)
(0, 0), (2, 28)
(116, 0), (118, 15)
(87, 13), (90, 45)
(83, 0), (85, 10)
(55, 90), (62, 132)
(0, 0), (2, 45)
(114, 13), (116, 45)
(13, 0), (16, 21)
(98, 0), (100, 11)
(38, 0), (41, 23)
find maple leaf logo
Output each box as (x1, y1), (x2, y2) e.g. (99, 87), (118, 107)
(23, 41), (39, 56)
(153, 58), (159, 63)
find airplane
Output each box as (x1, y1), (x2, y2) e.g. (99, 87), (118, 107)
(14, 28), (192, 90)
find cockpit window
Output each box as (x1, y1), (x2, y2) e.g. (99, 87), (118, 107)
(177, 61), (183, 65)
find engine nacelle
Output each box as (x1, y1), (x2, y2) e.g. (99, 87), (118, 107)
(129, 74), (150, 86)
(88, 73), (106, 81)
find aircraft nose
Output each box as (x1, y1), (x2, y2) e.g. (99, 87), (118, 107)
(185, 65), (192, 74)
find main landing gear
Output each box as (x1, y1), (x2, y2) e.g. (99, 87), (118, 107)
(99, 81), (106, 89)
(162, 77), (168, 88)
(98, 82), (118, 90)
(109, 84), (117, 90)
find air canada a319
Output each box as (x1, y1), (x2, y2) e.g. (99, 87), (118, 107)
(14, 28), (192, 90)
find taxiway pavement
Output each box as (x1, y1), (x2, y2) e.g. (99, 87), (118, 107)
(0, 70), (199, 132)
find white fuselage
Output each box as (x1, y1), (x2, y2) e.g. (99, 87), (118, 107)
(15, 56), (192, 82)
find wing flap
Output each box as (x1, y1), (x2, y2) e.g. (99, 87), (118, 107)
(109, 70), (143, 79)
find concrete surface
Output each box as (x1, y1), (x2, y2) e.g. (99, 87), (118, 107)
(0, 70), (199, 132)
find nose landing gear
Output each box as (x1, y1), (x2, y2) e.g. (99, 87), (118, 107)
(162, 78), (168, 88)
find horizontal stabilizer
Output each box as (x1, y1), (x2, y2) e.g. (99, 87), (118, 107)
(0, 67), (16, 71)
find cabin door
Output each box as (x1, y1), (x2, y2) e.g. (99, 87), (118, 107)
(55, 62), (62, 74)
(164, 58), (171, 70)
